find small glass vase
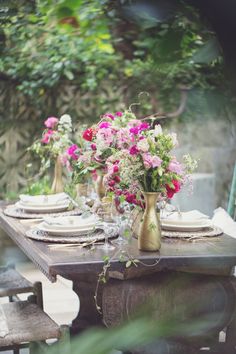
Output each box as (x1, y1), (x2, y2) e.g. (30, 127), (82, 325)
(138, 192), (161, 251)
(51, 156), (64, 194)
(95, 174), (105, 200)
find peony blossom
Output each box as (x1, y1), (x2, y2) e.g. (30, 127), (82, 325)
(67, 144), (79, 160)
(83, 128), (93, 141)
(166, 180), (181, 199)
(44, 117), (58, 129)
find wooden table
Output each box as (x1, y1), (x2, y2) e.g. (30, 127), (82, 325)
(1, 208), (236, 353)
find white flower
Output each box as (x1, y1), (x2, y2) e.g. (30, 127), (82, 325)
(137, 138), (149, 152)
(58, 114), (72, 132)
(169, 133), (178, 147)
(153, 124), (162, 137)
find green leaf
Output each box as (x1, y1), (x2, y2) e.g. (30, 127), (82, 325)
(125, 260), (132, 268)
(64, 69), (74, 80)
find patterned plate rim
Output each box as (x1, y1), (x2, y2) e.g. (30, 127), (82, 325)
(3, 205), (82, 219)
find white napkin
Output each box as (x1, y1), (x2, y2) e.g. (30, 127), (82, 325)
(0, 305), (9, 338)
(19, 193), (69, 205)
(212, 207), (236, 238)
(43, 214), (99, 227)
(162, 210), (209, 221)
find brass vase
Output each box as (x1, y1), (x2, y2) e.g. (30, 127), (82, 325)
(51, 156), (64, 194)
(138, 192), (161, 251)
(95, 174), (105, 200)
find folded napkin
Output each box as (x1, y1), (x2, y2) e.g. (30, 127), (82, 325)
(0, 305), (9, 338)
(212, 207), (236, 238)
(43, 213), (99, 226)
(162, 210), (209, 221)
(19, 193), (69, 205)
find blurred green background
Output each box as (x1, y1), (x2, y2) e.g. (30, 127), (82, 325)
(0, 0), (235, 207)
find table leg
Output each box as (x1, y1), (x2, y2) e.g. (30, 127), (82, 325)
(70, 273), (104, 334)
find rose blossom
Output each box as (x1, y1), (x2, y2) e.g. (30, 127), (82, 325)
(166, 180), (181, 199)
(82, 128), (93, 141)
(44, 117), (58, 129)
(142, 153), (162, 169)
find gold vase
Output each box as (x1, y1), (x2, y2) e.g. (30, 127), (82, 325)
(95, 174), (105, 200)
(138, 192), (161, 251)
(51, 156), (64, 194)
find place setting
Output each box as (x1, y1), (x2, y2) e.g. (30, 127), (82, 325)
(3, 192), (82, 219)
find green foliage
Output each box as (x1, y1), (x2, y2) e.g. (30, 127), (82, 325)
(0, 0), (228, 110)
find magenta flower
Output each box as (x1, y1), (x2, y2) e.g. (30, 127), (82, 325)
(115, 111), (123, 117)
(41, 129), (54, 144)
(44, 117), (58, 129)
(67, 144), (79, 160)
(91, 143), (97, 151)
(104, 113), (115, 120)
(139, 122), (150, 131)
(129, 145), (139, 155)
(99, 122), (111, 129)
(129, 126), (139, 135)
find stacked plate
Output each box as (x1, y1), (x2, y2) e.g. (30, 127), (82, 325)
(161, 211), (212, 232)
(16, 193), (71, 213)
(36, 214), (101, 236)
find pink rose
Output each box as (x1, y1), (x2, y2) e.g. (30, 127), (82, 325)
(44, 117), (58, 129)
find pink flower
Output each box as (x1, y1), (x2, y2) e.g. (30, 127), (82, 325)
(129, 126), (139, 135)
(41, 129), (54, 144)
(99, 122), (111, 129)
(83, 128), (93, 141)
(44, 117), (58, 129)
(104, 113), (115, 120)
(139, 122), (149, 131)
(115, 111), (123, 117)
(67, 144), (79, 160)
(96, 128), (114, 146)
(166, 180), (181, 199)
(113, 165), (119, 173)
(129, 145), (139, 155)
(151, 156), (162, 168)
(142, 153), (162, 169)
(91, 143), (97, 151)
(168, 159), (183, 174)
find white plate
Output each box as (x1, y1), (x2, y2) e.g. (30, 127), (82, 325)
(161, 220), (212, 231)
(160, 218), (210, 227)
(43, 215), (100, 230)
(36, 222), (98, 236)
(15, 201), (70, 213)
(19, 193), (70, 207)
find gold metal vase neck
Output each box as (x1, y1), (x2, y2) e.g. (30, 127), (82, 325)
(51, 156), (64, 194)
(138, 192), (161, 252)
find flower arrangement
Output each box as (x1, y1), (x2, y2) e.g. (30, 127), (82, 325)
(29, 114), (72, 171)
(102, 119), (197, 207)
